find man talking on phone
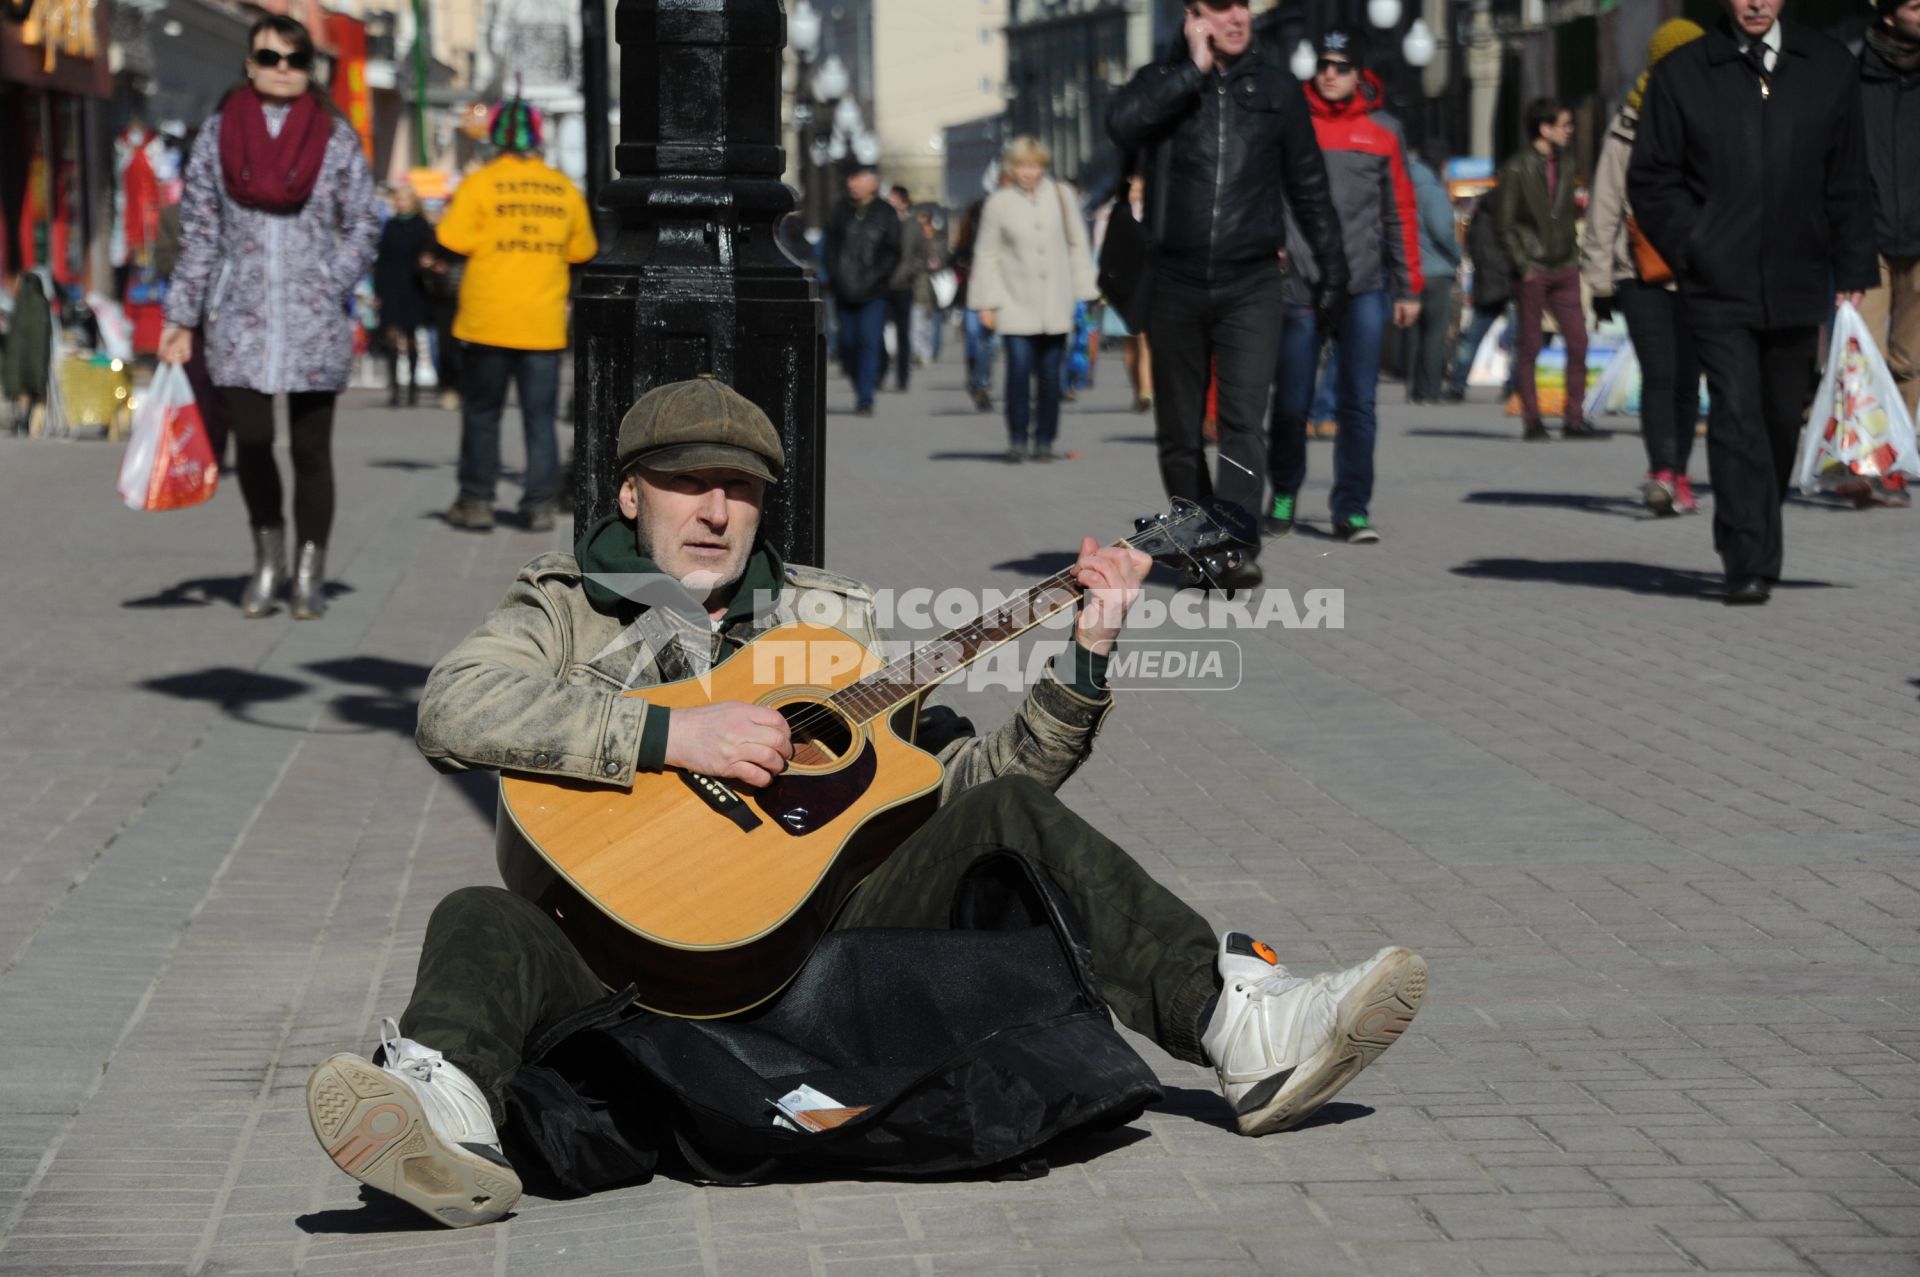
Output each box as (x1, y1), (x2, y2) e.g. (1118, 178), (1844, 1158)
(1108, 0), (1347, 591)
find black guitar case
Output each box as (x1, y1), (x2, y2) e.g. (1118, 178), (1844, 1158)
(502, 850), (1163, 1193)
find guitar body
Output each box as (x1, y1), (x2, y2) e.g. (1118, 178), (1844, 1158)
(496, 621), (945, 1018)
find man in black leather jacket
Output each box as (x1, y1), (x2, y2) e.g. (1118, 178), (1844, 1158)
(824, 168), (903, 417)
(1108, 0), (1347, 589)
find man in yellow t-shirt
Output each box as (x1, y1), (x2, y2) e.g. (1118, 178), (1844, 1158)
(436, 100), (598, 533)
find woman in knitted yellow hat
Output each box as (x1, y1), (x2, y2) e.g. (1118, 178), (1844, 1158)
(1581, 17), (1705, 516)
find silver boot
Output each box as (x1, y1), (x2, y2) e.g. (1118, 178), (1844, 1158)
(240, 526), (287, 618)
(290, 541), (328, 620)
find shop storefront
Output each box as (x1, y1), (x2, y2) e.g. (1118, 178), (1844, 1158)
(2, 0), (115, 292)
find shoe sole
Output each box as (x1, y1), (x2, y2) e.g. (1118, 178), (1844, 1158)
(306, 1054), (521, 1228)
(1338, 531), (1381, 545)
(1644, 486), (1675, 517)
(1234, 948), (1427, 1136)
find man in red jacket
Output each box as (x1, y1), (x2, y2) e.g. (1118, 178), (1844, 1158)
(1266, 29), (1422, 544)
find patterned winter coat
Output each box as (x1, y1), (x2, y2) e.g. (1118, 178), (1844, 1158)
(163, 111), (380, 394)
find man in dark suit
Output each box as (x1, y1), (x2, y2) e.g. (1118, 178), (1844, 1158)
(1628, 0), (1879, 604)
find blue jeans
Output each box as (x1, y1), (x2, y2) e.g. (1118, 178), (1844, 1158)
(1268, 289), (1389, 523)
(964, 309), (997, 393)
(459, 344), (561, 512)
(1311, 340), (1339, 420)
(836, 296), (889, 407)
(1003, 333), (1067, 448)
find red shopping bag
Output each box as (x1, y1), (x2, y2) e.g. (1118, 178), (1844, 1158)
(117, 363), (218, 511)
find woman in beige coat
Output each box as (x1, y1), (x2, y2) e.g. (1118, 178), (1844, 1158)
(969, 137), (1099, 462)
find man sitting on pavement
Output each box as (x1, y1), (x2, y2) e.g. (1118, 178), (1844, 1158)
(303, 375), (1429, 1227)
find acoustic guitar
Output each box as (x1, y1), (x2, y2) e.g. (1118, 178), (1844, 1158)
(495, 499), (1249, 1017)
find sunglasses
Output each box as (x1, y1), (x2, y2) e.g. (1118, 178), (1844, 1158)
(251, 48), (313, 72)
(1317, 58), (1356, 74)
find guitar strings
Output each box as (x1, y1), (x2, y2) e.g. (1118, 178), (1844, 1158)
(772, 508), (1211, 744)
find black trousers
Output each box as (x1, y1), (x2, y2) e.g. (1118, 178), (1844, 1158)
(222, 388), (337, 547)
(885, 288), (914, 389)
(1616, 279), (1701, 477)
(401, 776), (1220, 1123)
(1146, 266), (1284, 549)
(1404, 277), (1456, 402)
(1691, 324), (1819, 583)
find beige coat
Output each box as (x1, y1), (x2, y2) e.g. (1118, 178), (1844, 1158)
(1580, 107), (1671, 300)
(967, 178), (1099, 337)
(416, 554), (1114, 800)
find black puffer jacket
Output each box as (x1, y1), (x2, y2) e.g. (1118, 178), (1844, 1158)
(1860, 40), (1920, 258)
(824, 197), (902, 306)
(1106, 39), (1346, 293)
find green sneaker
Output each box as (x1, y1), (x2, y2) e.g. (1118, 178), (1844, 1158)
(1334, 514), (1380, 544)
(1265, 493), (1296, 537)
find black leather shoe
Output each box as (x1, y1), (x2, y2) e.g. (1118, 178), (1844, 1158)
(1723, 578), (1771, 606)
(1522, 424), (1552, 442)
(1562, 421), (1604, 439)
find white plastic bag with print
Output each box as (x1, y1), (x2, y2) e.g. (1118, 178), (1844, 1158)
(1794, 302), (1920, 494)
(1584, 337), (1640, 420)
(116, 363), (218, 511)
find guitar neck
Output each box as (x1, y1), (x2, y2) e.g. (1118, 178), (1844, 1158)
(829, 569), (1089, 725)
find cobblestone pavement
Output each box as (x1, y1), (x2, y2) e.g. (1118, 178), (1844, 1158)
(1, 359), (1916, 1276)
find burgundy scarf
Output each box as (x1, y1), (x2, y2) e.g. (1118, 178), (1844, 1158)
(218, 88), (331, 212)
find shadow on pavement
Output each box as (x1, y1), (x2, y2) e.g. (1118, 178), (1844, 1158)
(928, 450), (1023, 462)
(1150, 1085), (1373, 1133)
(294, 1187), (452, 1234)
(1464, 490), (1650, 519)
(122, 578), (357, 610)
(1406, 427), (1517, 440)
(366, 458), (444, 471)
(137, 658), (432, 736)
(1100, 433), (1157, 445)
(1452, 557), (1840, 598)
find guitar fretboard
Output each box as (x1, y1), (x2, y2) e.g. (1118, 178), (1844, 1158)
(828, 569), (1087, 725)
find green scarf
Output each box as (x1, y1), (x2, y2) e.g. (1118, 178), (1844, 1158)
(573, 512), (784, 626)
(1867, 23), (1920, 73)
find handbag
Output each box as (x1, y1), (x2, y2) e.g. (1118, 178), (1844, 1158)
(1097, 194), (1154, 333)
(1625, 212), (1672, 286)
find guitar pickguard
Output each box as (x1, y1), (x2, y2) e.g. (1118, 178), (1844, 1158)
(752, 738), (878, 835)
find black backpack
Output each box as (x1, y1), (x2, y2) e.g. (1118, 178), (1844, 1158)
(503, 851), (1164, 1193)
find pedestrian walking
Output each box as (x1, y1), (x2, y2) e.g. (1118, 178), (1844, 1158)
(374, 183), (434, 408)
(1108, 0), (1347, 589)
(1404, 143), (1460, 405)
(1444, 185), (1515, 401)
(1266, 30), (1422, 545)
(436, 100), (597, 534)
(952, 187), (1001, 411)
(1857, 0), (1920, 478)
(1582, 19), (1707, 516)
(824, 168), (902, 417)
(912, 208), (950, 364)
(968, 138), (1100, 463)
(156, 14), (380, 620)
(881, 186), (925, 392)
(1092, 170), (1154, 414)
(1629, 0), (1879, 604)
(1499, 98), (1593, 440)
(421, 239), (465, 411)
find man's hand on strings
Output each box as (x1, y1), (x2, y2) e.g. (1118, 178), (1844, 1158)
(665, 701), (792, 788)
(1072, 535), (1151, 657)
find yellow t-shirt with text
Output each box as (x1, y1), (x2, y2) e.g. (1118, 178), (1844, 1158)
(436, 155), (597, 351)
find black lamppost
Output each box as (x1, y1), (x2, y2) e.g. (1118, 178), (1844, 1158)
(571, 0), (826, 564)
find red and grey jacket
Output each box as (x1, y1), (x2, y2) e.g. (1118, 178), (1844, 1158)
(1281, 70), (1423, 305)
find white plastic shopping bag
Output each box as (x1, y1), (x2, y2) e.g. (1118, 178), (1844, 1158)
(117, 363), (218, 511)
(1583, 337), (1640, 420)
(1794, 302), (1920, 494)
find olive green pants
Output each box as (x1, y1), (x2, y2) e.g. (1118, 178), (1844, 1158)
(401, 776), (1220, 1121)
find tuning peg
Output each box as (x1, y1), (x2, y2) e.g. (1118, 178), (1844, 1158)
(1223, 550), (1242, 570)
(1134, 516), (1155, 532)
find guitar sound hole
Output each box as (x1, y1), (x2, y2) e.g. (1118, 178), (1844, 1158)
(781, 700), (854, 768)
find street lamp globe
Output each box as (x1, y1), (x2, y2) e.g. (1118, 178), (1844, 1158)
(1289, 38), (1317, 80)
(813, 54), (850, 103)
(1402, 18), (1436, 67)
(1367, 0), (1402, 29)
(852, 132), (881, 166)
(833, 96), (863, 136)
(789, 0), (821, 59)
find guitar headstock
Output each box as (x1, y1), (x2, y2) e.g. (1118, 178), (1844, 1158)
(1127, 497), (1258, 580)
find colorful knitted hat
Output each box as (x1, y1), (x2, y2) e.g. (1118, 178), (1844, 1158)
(486, 99), (543, 153)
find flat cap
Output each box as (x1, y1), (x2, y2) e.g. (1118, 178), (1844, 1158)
(615, 376), (785, 484)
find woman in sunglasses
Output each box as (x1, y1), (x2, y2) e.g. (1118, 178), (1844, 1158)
(158, 14), (379, 620)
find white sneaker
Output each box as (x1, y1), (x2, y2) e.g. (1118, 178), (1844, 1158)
(306, 1018), (522, 1227)
(1200, 933), (1427, 1136)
